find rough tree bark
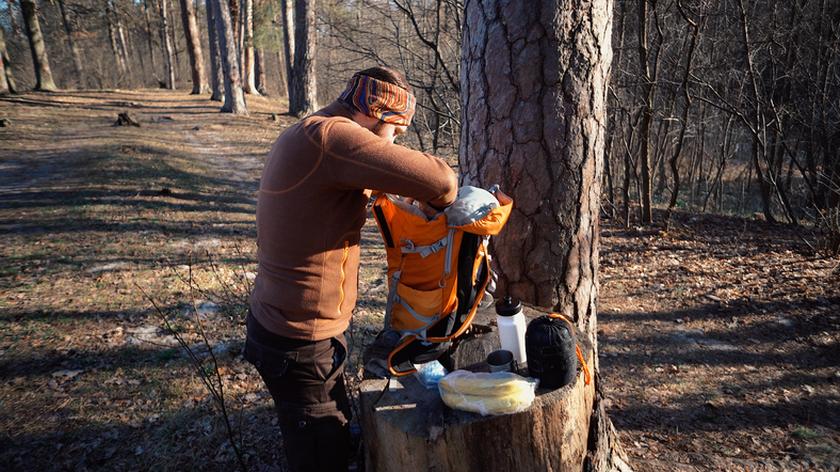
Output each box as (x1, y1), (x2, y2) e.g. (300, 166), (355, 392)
(179, 0), (208, 94)
(205, 0), (224, 101)
(288, 0), (317, 116)
(158, 0), (176, 89)
(212, 0), (247, 114)
(241, 0), (258, 94)
(20, 0), (57, 91)
(57, 0), (83, 85)
(460, 0), (630, 470)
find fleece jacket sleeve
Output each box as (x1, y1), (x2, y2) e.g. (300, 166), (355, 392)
(320, 118), (458, 208)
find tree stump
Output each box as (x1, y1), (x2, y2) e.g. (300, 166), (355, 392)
(359, 305), (598, 471)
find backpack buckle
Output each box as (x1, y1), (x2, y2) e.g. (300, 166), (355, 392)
(401, 239), (416, 252)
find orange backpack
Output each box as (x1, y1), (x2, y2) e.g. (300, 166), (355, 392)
(371, 186), (513, 376)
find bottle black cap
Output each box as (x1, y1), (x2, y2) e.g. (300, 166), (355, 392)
(495, 296), (522, 317)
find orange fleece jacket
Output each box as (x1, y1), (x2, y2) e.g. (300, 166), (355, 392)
(250, 101), (458, 340)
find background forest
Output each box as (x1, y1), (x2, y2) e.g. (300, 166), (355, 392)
(0, 0), (840, 240)
(2, 0), (839, 239)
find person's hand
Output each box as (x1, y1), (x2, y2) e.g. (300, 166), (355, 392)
(417, 201), (440, 219)
(404, 198), (441, 219)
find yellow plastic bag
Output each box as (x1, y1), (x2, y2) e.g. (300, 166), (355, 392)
(438, 370), (537, 416)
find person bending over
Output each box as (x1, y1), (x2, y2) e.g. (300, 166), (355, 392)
(245, 66), (458, 471)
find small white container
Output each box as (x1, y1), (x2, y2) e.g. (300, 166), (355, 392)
(495, 296), (527, 363)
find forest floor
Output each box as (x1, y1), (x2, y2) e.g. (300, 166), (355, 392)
(0, 90), (838, 471)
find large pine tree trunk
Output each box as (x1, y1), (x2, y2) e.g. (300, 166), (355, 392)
(205, 0), (224, 101)
(288, 0), (316, 116)
(460, 0), (630, 469)
(212, 0), (247, 114)
(158, 0), (176, 89)
(179, 0), (207, 94)
(241, 0), (258, 94)
(20, 0), (57, 91)
(57, 0), (83, 86)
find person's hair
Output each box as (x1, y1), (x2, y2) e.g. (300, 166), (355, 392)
(339, 66), (412, 119)
(356, 66), (410, 90)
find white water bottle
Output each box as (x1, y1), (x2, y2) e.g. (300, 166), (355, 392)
(495, 296), (527, 364)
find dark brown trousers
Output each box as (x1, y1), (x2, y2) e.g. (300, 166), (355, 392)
(244, 313), (352, 472)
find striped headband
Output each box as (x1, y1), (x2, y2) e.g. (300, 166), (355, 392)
(339, 74), (416, 126)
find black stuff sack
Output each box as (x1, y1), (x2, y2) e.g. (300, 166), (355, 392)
(525, 315), (579, 389)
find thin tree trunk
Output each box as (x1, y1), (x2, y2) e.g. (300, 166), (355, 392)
(703, 119), (732, 212)
(279, 0), (294, 101)
(228, 0), (242, 71)
(604, 131), (616, 216)
(205, 0), (224, 100)
(159, 0), (176, 89)
(114, 2), (133, 82)
(665, 5), (703, 227)
(168, 0), (181, 73)
(623, 142), (632, 228)
(179, 0), (207, 94)
(57, 0), (83, 86)
(143, 0), (159, 78)
(254, 47), (267, 95)
(636, 0), (654, 224)
(241, 0), (258, 94)
(621, 111), (640, 229)
(20, 0), (57, 91)
(460, 1), (629, 468)
(288, 0), (317, 116)
(106, 1), (127, 81)
(737, 0), (778, 223)
(741, 155), (752, 215)
(213, 0), (247, 114)
(751, 138), (776, 222)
